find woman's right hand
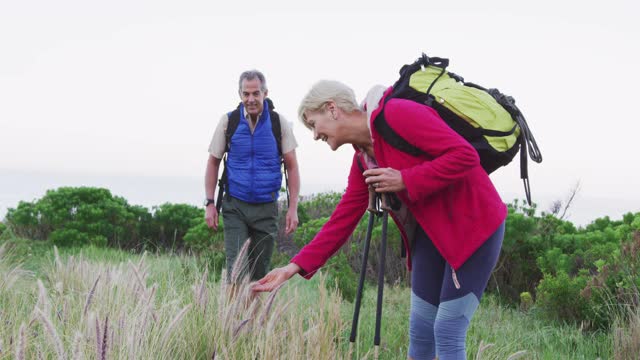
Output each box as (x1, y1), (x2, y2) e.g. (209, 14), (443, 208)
(251, 263), (301, 292)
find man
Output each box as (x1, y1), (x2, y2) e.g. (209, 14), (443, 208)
(204, 70), (300, 282)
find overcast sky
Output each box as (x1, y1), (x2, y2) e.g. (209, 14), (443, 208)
(1, 0), (639, 225)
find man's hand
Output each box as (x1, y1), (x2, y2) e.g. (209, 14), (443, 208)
(205, 205), (219, 230)
(285, 207), (299, 235)
(251, 263), (301, 292)
(363, 167), (406, 193)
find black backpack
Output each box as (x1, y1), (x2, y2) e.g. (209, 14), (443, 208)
(216, 98), (289, 213)
(375, 54), (542, 204)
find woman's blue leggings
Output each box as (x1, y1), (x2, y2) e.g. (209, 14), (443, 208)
(408, 222), (505, 360)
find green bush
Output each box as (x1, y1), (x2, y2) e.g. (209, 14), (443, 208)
(536, 271), (592, 324)
(533, 215), (640, 329)
(293, 201), (408, 295)
(4, 201), (43, 239)
(293, 214), (361, 301)
(5, 187), (148, 248)
(536, 269), (614, 330)
(294, 217), (329, 249)
(0, 222), (6, 237)
(4, 187), (215, 251)
(270, 249), (291, 268)
(481, 202), (640, 330)
(326, 252), (357, 302)
(298, 191), (343, 221)
(53, 229), (107, 248)
(198, 251), (226, 281)
(184, 220), (225, 278)
(579, 230), (640, 329)
(0, 236), (52, 267)
(151, 203), (203, 250)
(519, 292), (533, 312)
(490, 202), (550, 302)
(184, 220), (224, 253)
(127, 204), (155, 250)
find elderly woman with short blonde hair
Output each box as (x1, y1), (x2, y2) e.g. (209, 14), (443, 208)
(254, 80), (507, 360)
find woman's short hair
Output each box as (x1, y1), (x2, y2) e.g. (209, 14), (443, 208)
(298, 80), (360, 129)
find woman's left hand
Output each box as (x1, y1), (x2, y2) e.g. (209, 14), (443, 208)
(251, 263), (301, 293)
(363, 167), (406, 193)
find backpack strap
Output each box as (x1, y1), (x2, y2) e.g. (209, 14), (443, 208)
(266, 98), (290, 208)
(266, 98), (283, 157)
(484, 88), (542, 205)
(373, 98), (425, 157)
(215, 104), (242, 213)
(356, 152), (366, 173)
(226, 104), (243, 153)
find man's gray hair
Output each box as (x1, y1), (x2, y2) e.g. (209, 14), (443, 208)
(238, 70), (267, 93)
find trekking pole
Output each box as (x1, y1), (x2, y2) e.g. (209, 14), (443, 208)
(348, 188), (378, 358)
(349, 189), (391, 360)
(374, 194), (390, 360)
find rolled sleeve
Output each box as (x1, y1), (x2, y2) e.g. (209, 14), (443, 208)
(279, 115), (298, 154)
(208, 114), (229, 159)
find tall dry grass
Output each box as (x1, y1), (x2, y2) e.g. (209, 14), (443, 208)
(0, 243), (32, 293)
(0, 243), (346, 359)
(1, 240), (624, 359)
(613, 306), (640, 359)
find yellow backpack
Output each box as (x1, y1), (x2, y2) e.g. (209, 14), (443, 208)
(375, 53), (542, 204)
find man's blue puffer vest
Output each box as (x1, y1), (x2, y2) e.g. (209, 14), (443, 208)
(226, 102), (282, 203)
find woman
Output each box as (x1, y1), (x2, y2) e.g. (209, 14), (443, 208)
(252, 80), (507, 360)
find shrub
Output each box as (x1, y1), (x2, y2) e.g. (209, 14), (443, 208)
(184, 221), (224, 253)
(184, 220), (225, 278)
(298, 191), (343, 220)
(519, 292), (533, 312)
(0, 236), (52, 265)
(5, 187), (148, 248)
(326, 252), (357, 302)
(489, 201), (542, 302)
(294, 217), (328, 249)
(49, 228), (106, 248)
(198, 251), (227, 281)
(151, 203), (203, 250)
(535, 228), (640, 329)
(535, 271), (593, 324)
(293, 202), (408, 298)
(270, 249), (292, 268)
(4, 201), (43, 239)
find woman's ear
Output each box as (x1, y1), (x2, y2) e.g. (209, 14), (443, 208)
(325, 101), (337, 120)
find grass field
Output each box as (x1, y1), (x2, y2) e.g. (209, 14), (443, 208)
(0, 239), (619, 359)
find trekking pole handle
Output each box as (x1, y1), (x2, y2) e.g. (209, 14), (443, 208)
(368, 189), (392, 213)
(367, 187), (377, 213)
(380, 194), (392, 212)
